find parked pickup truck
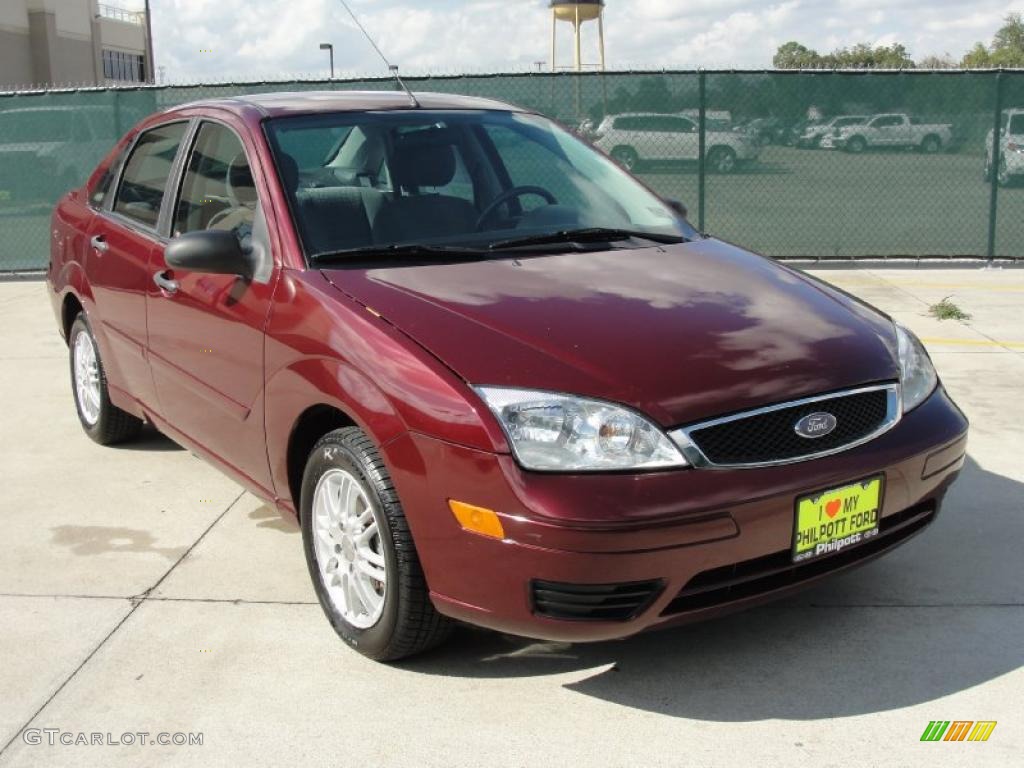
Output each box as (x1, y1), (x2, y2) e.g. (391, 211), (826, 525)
(829, 113), (953, 154)
(797, 115), (868, 148)
(984, 108), (1024, 186)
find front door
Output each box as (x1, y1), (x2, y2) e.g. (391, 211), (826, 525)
(146, 120), (278, 496)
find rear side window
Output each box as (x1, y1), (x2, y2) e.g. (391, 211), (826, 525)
(113, 122), (188, 229)
(89, 143), (129, 209)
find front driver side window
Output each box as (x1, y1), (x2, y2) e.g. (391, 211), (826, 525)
(113, 122), (188, 229)
(174, 122), (259, 240)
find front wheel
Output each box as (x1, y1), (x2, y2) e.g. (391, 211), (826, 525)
(846, 136), (867, 154)
(301, 427), (452, 661)
(707, 146), (737, 174)
(610, 146), (639, 171)
(68, 313), (142, 445)
(998, 158), (1013, 188)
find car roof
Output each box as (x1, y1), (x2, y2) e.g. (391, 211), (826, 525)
(167, 90), (523, 118)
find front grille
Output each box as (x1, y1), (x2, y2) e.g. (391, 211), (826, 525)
(682, 386), (894, 466)
(660, 502), (935, 616)
(531, 579), (664, 621)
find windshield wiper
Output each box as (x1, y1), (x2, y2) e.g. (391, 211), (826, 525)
(487, 228), (685, 251)
(311, 243), (488, 264)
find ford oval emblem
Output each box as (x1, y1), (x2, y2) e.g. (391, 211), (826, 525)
(794, 412), (837, 439)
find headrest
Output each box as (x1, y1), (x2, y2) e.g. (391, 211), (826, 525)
(228, 152), (258, 207)
(390, 133), (456, 189)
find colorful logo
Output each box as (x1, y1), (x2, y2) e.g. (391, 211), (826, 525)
(920, 721), (997, 742)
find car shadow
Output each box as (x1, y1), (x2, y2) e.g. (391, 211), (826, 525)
(638, 161), (792, 176)
(405, 455), (1023, 721)
(112, 425), (185, 452)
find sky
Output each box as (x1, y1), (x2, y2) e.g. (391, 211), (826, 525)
(126, 0), (1020, 83)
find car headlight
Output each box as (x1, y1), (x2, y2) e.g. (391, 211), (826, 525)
(895, 324), (938, 412)
(475, 387), (688, 472)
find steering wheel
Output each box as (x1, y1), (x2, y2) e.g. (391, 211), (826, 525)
(476, 186), (557, 231)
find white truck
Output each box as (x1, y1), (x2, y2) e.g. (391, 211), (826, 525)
(830, 113), (953, 154)
(984, 108), (1024, 186)
(593, 112), (759, 174)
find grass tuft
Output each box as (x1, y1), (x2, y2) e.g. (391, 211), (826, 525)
(929, 296), (972, 321)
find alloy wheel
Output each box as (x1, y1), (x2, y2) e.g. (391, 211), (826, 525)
(73, 331), (101, 426)
(311, 468), (387, 629)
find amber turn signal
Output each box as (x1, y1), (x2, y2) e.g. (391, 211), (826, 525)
(448, 500), (505, 539)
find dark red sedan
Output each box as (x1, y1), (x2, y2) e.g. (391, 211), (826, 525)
(47, 92), (968, 660)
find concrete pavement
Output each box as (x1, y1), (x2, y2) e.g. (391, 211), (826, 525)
(0, 266), (1021, 767)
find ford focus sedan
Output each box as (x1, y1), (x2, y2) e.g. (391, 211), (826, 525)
(46, 92), (968, 660)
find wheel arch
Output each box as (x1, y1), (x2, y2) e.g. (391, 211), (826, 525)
(61, 292), (84, 342)
(266, 357), (410, 517)
(285, 403), (358, 520)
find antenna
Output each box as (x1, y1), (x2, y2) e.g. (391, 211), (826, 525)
(336, 0), (420, 108)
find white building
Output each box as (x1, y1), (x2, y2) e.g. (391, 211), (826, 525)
(0, 1), (152, 89)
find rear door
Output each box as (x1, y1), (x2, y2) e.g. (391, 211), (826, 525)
(662, 116), (699, 161)
(146, 118), (279, 495)
(870, 115), (906, 146)
(87, 121), (190, 415)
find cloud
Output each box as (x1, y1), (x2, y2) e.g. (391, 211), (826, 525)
(143, 0), (1017, 83)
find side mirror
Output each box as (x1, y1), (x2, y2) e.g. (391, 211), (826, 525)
(665, 199), (688, 218)
(164, 230), (253, 278)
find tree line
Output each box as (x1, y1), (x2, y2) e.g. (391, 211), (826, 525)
(774, 13), (1024, 69)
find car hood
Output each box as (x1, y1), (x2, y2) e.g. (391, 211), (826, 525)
(322, 238), (899, 427)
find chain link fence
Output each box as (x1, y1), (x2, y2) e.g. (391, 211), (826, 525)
(1, 69), (1022, 270)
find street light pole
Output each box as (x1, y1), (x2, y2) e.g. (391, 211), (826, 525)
(319, 43), (334, 79)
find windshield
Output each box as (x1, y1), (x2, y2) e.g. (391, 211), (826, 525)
(265, 110), (695, 260)
(832, 117), (866, 127)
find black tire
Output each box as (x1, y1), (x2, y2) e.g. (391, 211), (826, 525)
(707, 146), (737, 174)
(920, 135), (941, 154)
(611, 146), (639, 172)
(997, 158), (1013, 188)
(300, 427), (452, 661)
(68, 313), (142, 445)
(845, 136), (867, 154)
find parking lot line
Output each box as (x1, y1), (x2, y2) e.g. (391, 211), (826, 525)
(920, 337), (1024, 349)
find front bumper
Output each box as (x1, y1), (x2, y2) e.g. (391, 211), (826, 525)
(1004, 149), (1024, 175)
(384, 387), (968, 642)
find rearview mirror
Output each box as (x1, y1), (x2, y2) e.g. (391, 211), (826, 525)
(665, 199), (688, 218)
(164, 230), (253, 278)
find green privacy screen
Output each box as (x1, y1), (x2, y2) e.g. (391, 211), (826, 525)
(1, 70), (1022, 270)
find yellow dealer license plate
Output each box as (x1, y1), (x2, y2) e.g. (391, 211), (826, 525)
(793, 476), (883, 563)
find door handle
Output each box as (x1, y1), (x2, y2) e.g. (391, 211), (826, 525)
(153, 270), (179, 295)
(90, 235), (109, 253)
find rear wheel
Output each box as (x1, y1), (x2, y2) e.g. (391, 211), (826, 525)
(301, 427), (452, 661)
(610, 146), (639, 172)
(68, 313), (142, 445)
(846, 136), (867, 154)
(707, 146), (737, 174)
(920, 135), (942, 154)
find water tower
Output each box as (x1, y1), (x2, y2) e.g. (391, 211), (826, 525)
(550, 1), (606, 72)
